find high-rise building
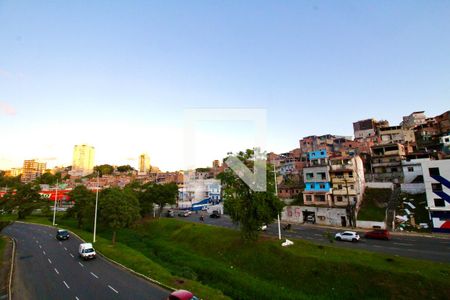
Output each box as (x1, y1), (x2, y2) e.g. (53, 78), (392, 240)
(71, 144), (95, 176)
(138, 153), (150, 173)
(21, 160), (46, 182)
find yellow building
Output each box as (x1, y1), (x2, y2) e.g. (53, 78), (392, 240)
(71, 144), (95, 176)
(138, 153), (150, 173)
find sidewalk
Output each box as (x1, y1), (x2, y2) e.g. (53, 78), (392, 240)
(290, 222), (450, 239)
(0, 235), (13, 300)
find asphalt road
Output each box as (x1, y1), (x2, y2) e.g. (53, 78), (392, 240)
(2, 222), (170, 300)
(177, 213), (450, 263)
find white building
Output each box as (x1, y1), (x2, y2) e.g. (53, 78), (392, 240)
(179, 174), (222, 208)
(421, 160), (450, 233)
(400, 158), (430, 194)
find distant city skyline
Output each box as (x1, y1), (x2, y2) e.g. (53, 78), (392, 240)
(1, 1), (449, 171)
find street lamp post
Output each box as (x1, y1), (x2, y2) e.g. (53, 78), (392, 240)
(274, 165), (281, 240)
(93, 172), (99, 243)
(52, 179), (58, 226)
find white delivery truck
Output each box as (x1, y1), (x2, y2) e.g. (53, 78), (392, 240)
(79, 243), (96, 260)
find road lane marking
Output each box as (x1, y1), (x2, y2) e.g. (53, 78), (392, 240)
(90, 272), (98, 279)
(49, 234), (52, 237)
(39, 245), (42, 249)
(54, 268), (59, 275)
(393, 242), (413, 247)
(79, 262), (84, 268)
(59, 242), (62, 245)
(35, 240), (38, 244)
(63, 281), (70, 289)
(75, 297), (79, 300)
(48, 258), (52, 264)
(43, 251), (46, 255)
(64, 247), (67, 251)
(373, 245), (383, 248)
(108, 285), (119, 294)
(69, 253), (74, 258)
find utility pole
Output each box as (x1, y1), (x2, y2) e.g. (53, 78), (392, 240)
(93, 172), (100, 243)
(274, 165), (281, 240)
(344, 177), (352, 228)
(52, 179), (58, 226)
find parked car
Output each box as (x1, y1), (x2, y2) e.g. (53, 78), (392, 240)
(335, 231), (360, 242)
(210, 210), (221, 218)
(168, 289), (199, 300)
(166, 210), (175, 217)
(258, 224), (268, 231)
(79, 243), (96, 260)
(365, 229), (391, 240)
(178, 210), (192, 217)
(56, 229), (70, 241)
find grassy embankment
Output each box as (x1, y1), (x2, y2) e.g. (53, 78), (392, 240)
(2, 214), (450, 300)
(357, 188), (391, 221)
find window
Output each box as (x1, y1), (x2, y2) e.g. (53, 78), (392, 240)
(348, 172), (354, 178)
(432, 183), (443, 191)
(305, 195), (312, 202)
(434, 198), (445, 207)
(319, 184), (326, 189)
(391, 167), (398, 172)
(306, 173), (314, 180)
(429, 168), (440, 177)
(350, 185), (354, 190)
(316, 195), (326, 202)
(318, 172), (326, 180)
(408, 167), (414, 172)
(338, 184), (342, 189)
(336, 196), (343, 202)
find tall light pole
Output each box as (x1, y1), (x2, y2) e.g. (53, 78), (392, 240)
(52, 179), (58, 226)
(274, 165), (281, 240)
(93, 172), (99, 243)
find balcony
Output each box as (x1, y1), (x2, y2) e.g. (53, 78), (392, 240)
(372, 161), (401, 168)
(331, 175), (356, 183)
(329, 164), (353, 171)
(333, 200), (349, 207)
(332, 188), (357, 195)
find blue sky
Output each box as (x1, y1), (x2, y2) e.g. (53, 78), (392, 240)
(0, 1), (449, 171)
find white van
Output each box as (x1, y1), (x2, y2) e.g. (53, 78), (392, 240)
(79, 243), (96, 260)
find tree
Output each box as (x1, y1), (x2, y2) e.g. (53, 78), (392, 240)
(37, 172), (61, 185)
(6, 184), (47, 219)
(218, 149), (284, 241)
(0, 173), (22, 189)
(67, 185), (96, 228)
(155, 183), (178, 216)
(116, 165), (135, 173)
(135, 183), (178, 217)
(94, 164), (115, 177)
(99, 188), (140, 244)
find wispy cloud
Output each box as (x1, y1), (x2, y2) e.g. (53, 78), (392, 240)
(0, 68), (12, 79)
(0, 101), (16, 116)
(39, 157), (57, 161)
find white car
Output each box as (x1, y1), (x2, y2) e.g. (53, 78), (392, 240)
(79, 243), (96, 260)
(335, 231), (360, 242)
